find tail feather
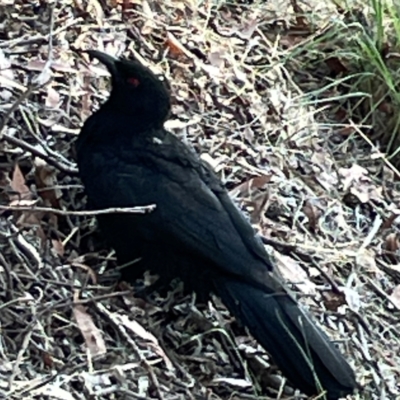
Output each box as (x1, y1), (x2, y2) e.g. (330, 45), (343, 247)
(214, 278), (356, 399)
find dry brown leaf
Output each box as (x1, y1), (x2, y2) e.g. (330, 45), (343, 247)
(280, 34), (306, 48)
(273, 252), (316, 295)
(350, 185), (381, 203)
(341, 287), (361, 312)
(356, 249), (382, 276)
(212, 377), (251, 388)
(45, 85), (60, 108)
(118, 0), (140, 11)
(166, 32), (186, 57)
(381, 212), (399, 230)
(302, 199), (321, 233)
(87, 0), (104, 26)
(73, 304), (107, 357)
(290, 0), (309, 29)
(80, 74), (92, 120)
(325, 57), (348, 76)
(52, 239), (65, 257)
(323, 291), (347, 312)
(230, 175), (272, 198)
(339, 164), (383, 203)
(34, 158), (61, 208)
(71, 262), (98, 284)
(42, 351), (54, 368)
(335, 107), (348, 122)
(378, 101), (393, 115)
(389, 285), (400, 310)
(29, 385), (76, 400)
(19, 212), (47, 242)
(384, 233), (399, 264)
(337, 126), (356, 136)
(10, 163), (32, 204)
(208, 51), (225, 68)
(115, 313), (174, 371)
(310, 148), (338, 191)
(238, 17), (259, 40)
(25, 59), (48, 71)
(51, 61), (77, 73)
(339, 164), (368, 191)
(0, 48), (14, 100)
(141, 0), (155, 35)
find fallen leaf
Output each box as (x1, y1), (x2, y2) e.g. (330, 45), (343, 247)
(52, 239), (65, 257)
(87, 0), (104, 26)
(341, 287), (361, 312)
(338, 164), (368, 191)
(273, 252), (317, 295)
(324, 291), (347, 312)
(208, 51), (225, 68)
(45, 85), (60, 108)
(116, 313), (174, 371)
(166, 32), (186, 57)
(389, 285), (400, 310)
(290, 0), (309, 29)
(34, 158), (61, 208)
(141, 0), (155, 35)
(212, 377), (252, 388)
(30, 384), (76, 400)
(302, 199), (321, 233)
(384, 233), (400, 264)
(238, 17), (259, 40)
(10, 163), (32, 204)
(42, 351), (54, 368)
(325, 57), (348, 76)
(230, 175), (272, 198)
(337, 126), (356, 136)
(71, 262), (98, 284)
(356, 249), (381, 276)
(382, 212), (397, 230)
(339, 164), (368, 192)
(378, 101), (392, 114)
(0, 48), (14, 100)
(73, 304), (106, 357)
(351, 184), (382, 203)
(18, 212), (47, 245)
(339, 164), (383, 203)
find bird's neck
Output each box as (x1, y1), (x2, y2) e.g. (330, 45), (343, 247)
(101, 89), (170, 132)
(99, 104), (165, 134)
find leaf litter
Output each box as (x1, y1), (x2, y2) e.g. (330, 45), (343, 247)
(0, 0), (399, 399)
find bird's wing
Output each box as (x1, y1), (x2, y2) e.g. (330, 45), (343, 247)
(108, 132), (275, 285)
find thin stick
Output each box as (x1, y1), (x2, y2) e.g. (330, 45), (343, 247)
(0, 204), (156, 216)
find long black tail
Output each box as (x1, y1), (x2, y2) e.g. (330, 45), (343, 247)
(214, 278), (356, 399)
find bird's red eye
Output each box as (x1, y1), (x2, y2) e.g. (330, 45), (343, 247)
(127, 77), (140, 87)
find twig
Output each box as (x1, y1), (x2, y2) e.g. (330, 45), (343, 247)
(0, 6), (77, 175)
(96, 303), (166, 400)
(0, 86), (36, 135)
(1, 132), (77, 174)
(0, 204), (156, 216)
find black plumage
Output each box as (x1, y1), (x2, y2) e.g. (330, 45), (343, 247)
(76, 50), (357, 399)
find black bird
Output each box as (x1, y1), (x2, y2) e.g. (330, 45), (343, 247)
(76, 50), (357, 399)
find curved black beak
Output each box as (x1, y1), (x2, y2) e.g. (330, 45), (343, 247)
(86, 50), (118, 77)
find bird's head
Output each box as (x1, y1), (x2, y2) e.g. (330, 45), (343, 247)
(86, 50), (171, 129)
